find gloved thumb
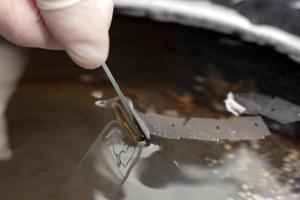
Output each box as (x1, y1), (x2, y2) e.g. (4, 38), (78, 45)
(35, 0), (114, 69)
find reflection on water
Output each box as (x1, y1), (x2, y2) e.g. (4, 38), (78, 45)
(57, 121), (141, 200)
(58, 121), (300, 200)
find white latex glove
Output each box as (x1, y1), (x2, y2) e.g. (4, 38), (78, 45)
(0, 0), (114, 69)
(0, 41), (26, 160)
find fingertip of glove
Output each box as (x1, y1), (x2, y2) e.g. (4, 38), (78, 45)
(66, 41), (109, 69)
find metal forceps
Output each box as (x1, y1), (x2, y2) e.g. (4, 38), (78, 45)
(101, 63), (150, 146)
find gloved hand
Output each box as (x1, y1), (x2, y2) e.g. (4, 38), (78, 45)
(0, 0), (114, 69)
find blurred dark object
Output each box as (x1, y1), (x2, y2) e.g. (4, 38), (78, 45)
(115, 0), (300, 63)
(214, 0), (300, 35)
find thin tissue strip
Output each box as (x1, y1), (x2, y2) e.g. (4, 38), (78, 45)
(140, 113), (270, 141)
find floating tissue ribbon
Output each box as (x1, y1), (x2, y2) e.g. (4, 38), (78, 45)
(141, 113), (270, 141)
(96, 97), (271, 143)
